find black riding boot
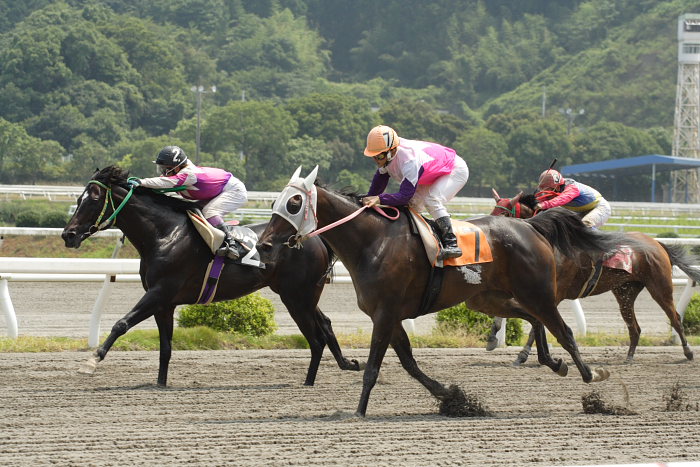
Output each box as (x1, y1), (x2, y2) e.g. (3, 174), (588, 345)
(215, 224), (240, 260)
(435, 216), (462, 259)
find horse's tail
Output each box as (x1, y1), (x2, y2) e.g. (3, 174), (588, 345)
(659, 242), (700, 283)
(524, 207), (632, 257)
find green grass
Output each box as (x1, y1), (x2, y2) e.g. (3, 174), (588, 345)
(2, 327), (699, 352)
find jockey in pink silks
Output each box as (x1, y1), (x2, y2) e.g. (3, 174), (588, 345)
(129, 145), (248, 259)
(360, 125), (469, 259)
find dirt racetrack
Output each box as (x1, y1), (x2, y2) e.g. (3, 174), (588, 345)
(1, 347), (699, 466)
(2, 281), (700, 465)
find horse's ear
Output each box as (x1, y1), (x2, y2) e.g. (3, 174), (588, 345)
(512, 191), (523, 204)
(290, 166), (302, 182)
(492, 188), (500, 201)
(303, 165), (319, 190)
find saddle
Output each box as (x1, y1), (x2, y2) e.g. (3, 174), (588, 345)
(186, 210), (265, 269)
(408, 208), (493, 268)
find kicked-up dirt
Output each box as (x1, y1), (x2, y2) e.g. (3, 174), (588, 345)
(0, 347), (698, 466)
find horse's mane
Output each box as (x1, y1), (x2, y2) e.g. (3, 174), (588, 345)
(337, 186), (364, 205)
(95, 165), (199, 213)
(520, 193), (538, 210)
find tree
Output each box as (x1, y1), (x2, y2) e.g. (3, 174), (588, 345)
(202, 100), (297, 188)
(507, 119), (571, 190)
(453, 127), (512, 197)
(285, 93), (377, 176)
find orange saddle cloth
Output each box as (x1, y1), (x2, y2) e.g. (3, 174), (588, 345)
(408, 209), (493, 267)
(443, 220), (493, 267)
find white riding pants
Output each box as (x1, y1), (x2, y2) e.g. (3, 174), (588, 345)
(202, 176), (248, 221)
(410, 155), (469, 219)
(580, 198), (611, 229)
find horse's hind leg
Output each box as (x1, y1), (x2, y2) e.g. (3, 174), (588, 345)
(282, 292), (359, 385)
(315, 308), (361, 371)
(529, 322), (568, 377)
(514, 328), (536, 366)
(485, 318), (503, 351)
(515, 292), (607, 383)
(645, 278), (694, 361)
(154, 306), (175, 386)
(611, 282), (644, 362)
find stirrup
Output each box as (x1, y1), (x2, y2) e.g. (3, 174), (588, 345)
(216, 241), (231, 257)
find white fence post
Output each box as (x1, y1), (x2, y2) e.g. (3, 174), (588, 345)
(88, 235), (126, 347)
(570, 299), (587, 336)
(0, 278), (18, 338)
(495, 318), (506, 347)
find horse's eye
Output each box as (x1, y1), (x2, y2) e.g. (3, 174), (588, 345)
(286, 194), (302, 215)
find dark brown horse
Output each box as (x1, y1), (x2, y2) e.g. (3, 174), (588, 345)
(257, 167), (644, 416)
(489, 190), (697, 364)
(61, 166), (360, 387)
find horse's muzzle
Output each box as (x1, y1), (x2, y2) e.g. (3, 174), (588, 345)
(61, 229), (84, 249)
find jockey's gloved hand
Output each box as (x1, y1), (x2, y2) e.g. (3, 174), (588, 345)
(127, 178), (141, 188)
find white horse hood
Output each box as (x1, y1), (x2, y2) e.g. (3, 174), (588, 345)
(272, 166), (319, 236)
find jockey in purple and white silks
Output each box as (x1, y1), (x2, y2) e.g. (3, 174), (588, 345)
(360, 125), (469, 259)
(129, 145), (248, 259)
(535, 169), (611, 229)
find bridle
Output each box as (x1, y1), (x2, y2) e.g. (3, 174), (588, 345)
(84, 179), (136, 236)
(493, 199), (522, 218)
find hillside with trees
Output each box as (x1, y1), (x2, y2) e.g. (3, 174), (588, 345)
(0, 0), (694, 200)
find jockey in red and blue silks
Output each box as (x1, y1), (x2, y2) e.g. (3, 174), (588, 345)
(360, 125), (470, 259)
(129, 145), (248, 259)
(535, 169), (611, 228)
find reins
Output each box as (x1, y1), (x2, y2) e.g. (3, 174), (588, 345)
(304, 204), (400, 239)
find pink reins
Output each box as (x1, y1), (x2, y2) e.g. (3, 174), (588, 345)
(304, 204), (400, 239)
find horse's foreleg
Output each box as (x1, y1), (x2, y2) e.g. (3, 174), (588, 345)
(356, 312), (394, 417)
(390, 323), (449, 399)
(154, 307), (175, 386)
(78, 292), (162, 377)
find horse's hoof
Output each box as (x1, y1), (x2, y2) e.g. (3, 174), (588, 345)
(556, 359), (568, 377)
(77, 356), (99, 375)
(684, 347), (694, 361)
(590, 367), (610, 382)
(347, 359), (362, 371)
(485, 337), (498, 351)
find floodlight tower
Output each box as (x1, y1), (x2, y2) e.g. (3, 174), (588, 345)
(672, 14), (700, 203)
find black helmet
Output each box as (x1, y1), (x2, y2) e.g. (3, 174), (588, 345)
(154, 146), (188, 167)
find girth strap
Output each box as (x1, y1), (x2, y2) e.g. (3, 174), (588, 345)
(196, 256), (226, 304)
(578, 259), (604, 298)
